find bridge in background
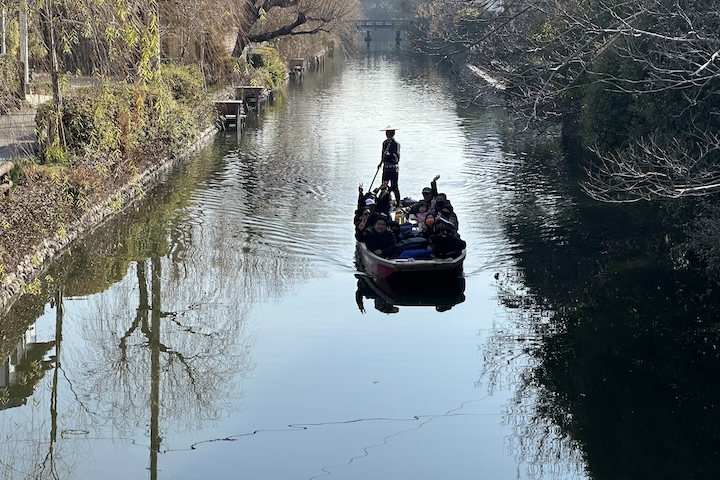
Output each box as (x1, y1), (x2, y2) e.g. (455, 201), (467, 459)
(354, 19), (413, 30)
(354, 19), (413, 43)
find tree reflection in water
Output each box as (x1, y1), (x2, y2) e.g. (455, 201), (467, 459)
(0, 145), (262, 479)
(72, 225), (256, 476)
(481, 145), (720, 478)
(0, 288), (77, 480)
(526, 262), (720, 480)
(483, 269), (587, 480)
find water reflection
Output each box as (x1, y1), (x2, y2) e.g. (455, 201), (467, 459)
(0, 322), (53, 410)
(3, 35), (719, 479)
(0, 144), (266, 478)
(480, 141), (720, 478)
(0, 42), (589, 479)
(354, 274), (466, 314)
(532, 265), (720, 479)
(490, 260), (720, 479)
(67, 153), (263, 475)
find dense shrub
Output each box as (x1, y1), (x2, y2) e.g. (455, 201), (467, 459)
(162, 64), (207, 104)
(248, 46), (287, 90)
(35, 65), (214, 164)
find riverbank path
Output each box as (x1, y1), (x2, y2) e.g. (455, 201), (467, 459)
(0, 94), (52, 160)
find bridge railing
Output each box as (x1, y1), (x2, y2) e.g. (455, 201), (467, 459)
(354, 19), (412, 29)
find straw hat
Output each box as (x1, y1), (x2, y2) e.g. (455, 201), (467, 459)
(379, 125), (398, 131)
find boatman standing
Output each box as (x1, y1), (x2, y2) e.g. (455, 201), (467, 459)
(378, 125), (401, 207)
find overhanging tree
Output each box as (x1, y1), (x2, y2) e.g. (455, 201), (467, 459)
(406, 0), (720, 203)
(231, 0), (361, 57)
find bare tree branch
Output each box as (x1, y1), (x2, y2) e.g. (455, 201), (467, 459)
(413, 0), (720, 202)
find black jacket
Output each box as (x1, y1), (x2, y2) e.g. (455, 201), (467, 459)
(428, 219), (466, 258)
(362, 228), (397, 257)
(381, 138), (400, 165)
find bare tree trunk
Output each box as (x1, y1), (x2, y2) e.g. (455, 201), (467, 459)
(38, 0), (65, 153)
(2, 8), (6, 55)
(43, 0), (61, 107)
(19, 0), (28, 98)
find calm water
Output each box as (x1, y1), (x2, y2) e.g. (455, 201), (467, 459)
(1, 37), (719, 480)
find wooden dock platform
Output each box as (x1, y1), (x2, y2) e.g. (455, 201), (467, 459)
(214, 99), (246, 130)
(236, 86), (269, 112)
(289, 58), (305, 79)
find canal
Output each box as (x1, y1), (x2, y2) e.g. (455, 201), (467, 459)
(1, 36), (719, 479)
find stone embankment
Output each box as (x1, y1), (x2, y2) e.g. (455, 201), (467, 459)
(0, 100), (219, 314)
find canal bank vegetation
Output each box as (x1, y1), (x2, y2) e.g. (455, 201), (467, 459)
(402, 0), (720, 201)
(401, 0), (720, 276)
(0, 0), (361, 312)
(0, 63), (214, 309)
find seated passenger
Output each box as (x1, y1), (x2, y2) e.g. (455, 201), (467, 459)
(446, 211), (459, 230)
(355, 183), (376, 223)
(438, 203), (459, 230)
(421, 212), (436, 237)
(355, 208), (373, 241)
(409, 175), (440, 215)
(409, 200), (429, 224)
(357, 182), (376, 206)
(373, 180), (392, 217)
(429, 217), (466, 258)
(431, 192), (448, 215)
(362, 215), (397, 257)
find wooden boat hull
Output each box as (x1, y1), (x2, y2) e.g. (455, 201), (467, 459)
(355, 241), (465, 279)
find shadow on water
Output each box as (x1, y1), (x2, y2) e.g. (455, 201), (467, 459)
(480, 140), (720, 479)
(354, 273), (466, 314)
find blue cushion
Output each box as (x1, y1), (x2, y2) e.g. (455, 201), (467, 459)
(397, 248), (433, 259)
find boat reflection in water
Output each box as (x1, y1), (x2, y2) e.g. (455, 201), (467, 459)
(354, 273), (466, 313)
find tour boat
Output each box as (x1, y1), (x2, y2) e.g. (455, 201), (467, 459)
(355, 241), (466, 279)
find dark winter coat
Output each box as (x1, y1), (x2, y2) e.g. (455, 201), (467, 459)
(362, 227), (397, 258)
